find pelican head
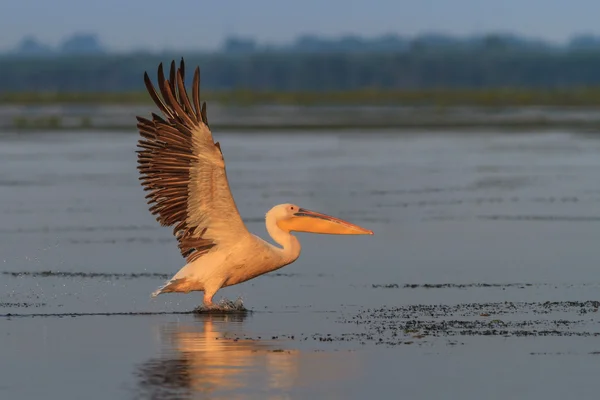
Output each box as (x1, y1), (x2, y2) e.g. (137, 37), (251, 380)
(271, 203), (374, 235)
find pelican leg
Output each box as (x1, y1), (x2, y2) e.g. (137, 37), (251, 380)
(202, 281), (224, 309)
(203, 292), (215, 307)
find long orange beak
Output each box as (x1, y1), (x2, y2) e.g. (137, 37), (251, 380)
(277, 208), (374, 235)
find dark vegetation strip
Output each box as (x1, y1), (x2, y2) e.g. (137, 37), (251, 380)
(372, 282), (600, 289)
(0, 309), (252, 318)
(0, 270), (300, 279)
(0, 311), (195, 318)
(1, 271), (170, 279)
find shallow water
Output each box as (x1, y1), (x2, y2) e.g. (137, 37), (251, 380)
(2, 129), (600, 399)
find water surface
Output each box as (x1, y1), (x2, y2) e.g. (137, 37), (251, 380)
(2, 129), (600, 399)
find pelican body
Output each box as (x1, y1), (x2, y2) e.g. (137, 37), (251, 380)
(136, 59), (373, 307)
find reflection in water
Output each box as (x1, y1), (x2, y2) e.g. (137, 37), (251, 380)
(134, 313), (358, 399)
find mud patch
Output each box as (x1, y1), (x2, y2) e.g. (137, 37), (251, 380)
(467, 176), (533, 191)
(333, 300), (600, 346)
(0, 302), (46, 308)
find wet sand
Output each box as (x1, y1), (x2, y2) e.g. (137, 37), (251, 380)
(1, 129), (600, 399)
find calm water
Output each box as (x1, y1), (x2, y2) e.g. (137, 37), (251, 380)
(2, 129), (600, 399)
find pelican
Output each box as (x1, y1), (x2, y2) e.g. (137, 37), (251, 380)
(136, 59), (373, 308)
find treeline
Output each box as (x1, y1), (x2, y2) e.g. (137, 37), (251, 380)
(3, 49), (600, 92)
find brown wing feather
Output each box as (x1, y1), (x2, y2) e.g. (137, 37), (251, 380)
(136, 58), (247, 263)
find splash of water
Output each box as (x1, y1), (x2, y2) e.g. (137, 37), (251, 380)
(192, 297), (248, 313)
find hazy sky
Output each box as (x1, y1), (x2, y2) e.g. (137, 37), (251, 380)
(3, 0), (600, 51)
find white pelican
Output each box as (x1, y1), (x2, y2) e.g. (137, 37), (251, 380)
(136, 59), (373, 308)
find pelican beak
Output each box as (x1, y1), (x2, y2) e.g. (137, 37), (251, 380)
(278, 208), (374, 235)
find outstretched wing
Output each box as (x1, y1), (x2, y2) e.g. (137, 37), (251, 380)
(136, 59), (249, 263)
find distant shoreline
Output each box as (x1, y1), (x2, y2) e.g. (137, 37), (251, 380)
(5, 122), (600, 134)
(5, 114), (600, 133)
(5, 88), (600, 107)
(3, 96), (600, 133)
